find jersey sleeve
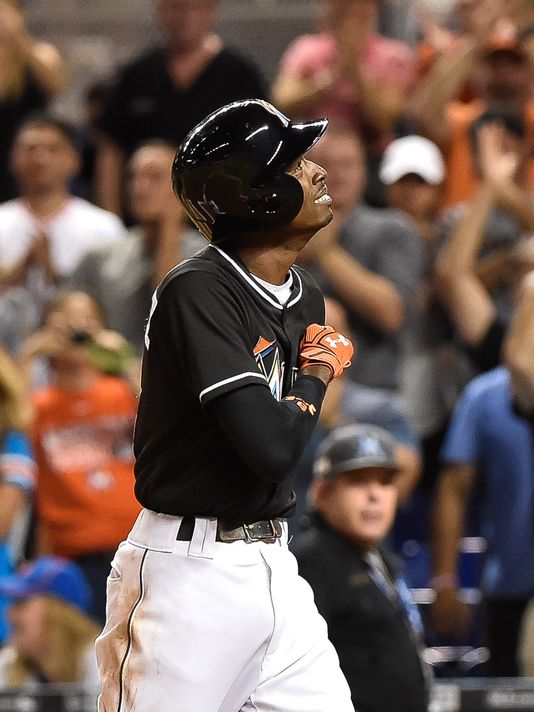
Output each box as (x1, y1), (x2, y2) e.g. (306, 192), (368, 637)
(147, 270), (269, 405)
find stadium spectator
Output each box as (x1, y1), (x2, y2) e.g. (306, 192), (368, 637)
(272, 0), (414, 147)
(409, 4), (534, 207)
(0, 115), (125, 353)
(23, 292), (140, 623)
(379, 135), (456, 487)
(95, 0), (267, 215)
(0, 348), (34, 643)
(414, 0), (507, 104)
(432, 304), (534, 675)
(0, 557), (100, 688)
(71, 141), (204, 354)
(0, 0), (67, 202)
(272, 0), (415, 205)
(435, 118), (534, 373)
(300, 124), (423, 391)
(293, 424), (429, 712)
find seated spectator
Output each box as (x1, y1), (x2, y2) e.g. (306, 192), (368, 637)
(379, 135), (456, 483)
(0, 115), (125, 352)
(435, 117), (534, 372)
(0, 347), (35, 643)
(71, 141), (205, 354)
(96, 0), (266, 215)
(272, 0), (414, 148)
(432, 305), (534, 675)
(0, 556), (100, 688)
(409, 5), (534, 207)
(0, 0), (67, 202)
(293, 424), (429, 712)
(380, 134), (445, 244)
(21, 291), (140, 623)
(300, 125), (423, 391)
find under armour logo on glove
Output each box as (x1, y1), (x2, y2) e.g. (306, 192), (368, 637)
(299, 324), (355, 379)
(325, 335), (351, 349)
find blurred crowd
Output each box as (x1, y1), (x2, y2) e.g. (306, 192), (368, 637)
(1, 0), (534, 706)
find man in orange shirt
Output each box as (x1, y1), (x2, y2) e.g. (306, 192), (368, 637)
(28, 291), (140, 623)
(409, 5), (534, 207)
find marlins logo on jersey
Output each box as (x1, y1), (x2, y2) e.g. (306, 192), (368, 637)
(253, 337), (283, 401)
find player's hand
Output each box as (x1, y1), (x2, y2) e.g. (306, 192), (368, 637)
(299, 324), (354, 380)
(431, 588), (472, 639)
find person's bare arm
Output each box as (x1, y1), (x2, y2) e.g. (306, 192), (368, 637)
(503, 270), (534, 412)
(271, 71), (334, 118)
(435, 123), (519, 345)
(435, 184), (497, 345)
(407, 37), (478, 147)
(319, 246), (404, 332)
(493, 179), (534, 232)
(0, 1), (67, 97)
(303, 217), (404, 333)
(431, 463), (475, 638)
(95, 135), (125, 215)
(349, 62), (408, 136)
(0, 483), (25, 540)
(407, 0), (504, 147)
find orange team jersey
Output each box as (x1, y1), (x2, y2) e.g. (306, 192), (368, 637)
(444, 99), (534, 208)
(32, 375), (141, 558)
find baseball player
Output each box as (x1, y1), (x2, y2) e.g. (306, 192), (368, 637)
(95, 99), (355, 712)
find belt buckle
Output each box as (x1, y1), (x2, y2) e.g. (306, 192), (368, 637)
(243, 519), (279, 543)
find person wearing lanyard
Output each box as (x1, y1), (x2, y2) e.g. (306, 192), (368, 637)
(293, 423), (429, 712)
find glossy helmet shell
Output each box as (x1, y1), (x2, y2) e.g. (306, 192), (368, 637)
(172, 99), (328, 242)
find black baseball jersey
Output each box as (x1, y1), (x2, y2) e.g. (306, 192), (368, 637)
(134, 243), (325, 520)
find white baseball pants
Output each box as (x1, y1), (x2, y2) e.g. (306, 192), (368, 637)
(95, 508), (353, 712)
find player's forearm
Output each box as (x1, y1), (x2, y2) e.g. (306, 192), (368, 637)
(318, 247), (405, 332)
(208, 375), (327, 483)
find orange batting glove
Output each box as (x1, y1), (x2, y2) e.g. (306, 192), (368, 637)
(299, 324), (354, 380)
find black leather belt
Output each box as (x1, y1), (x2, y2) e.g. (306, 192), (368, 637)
(176, 516), (283, 543)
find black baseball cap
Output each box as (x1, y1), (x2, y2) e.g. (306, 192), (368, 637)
(313, 424), (400, 480)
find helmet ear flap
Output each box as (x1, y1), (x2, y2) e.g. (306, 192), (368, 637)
(247, 173), (304, 229)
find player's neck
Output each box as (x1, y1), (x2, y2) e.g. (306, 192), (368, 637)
(237, 243), (299, 286)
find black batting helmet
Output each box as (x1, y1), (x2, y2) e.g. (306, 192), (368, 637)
(172, 99), (328, 243)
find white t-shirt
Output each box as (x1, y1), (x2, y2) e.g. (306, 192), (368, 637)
(0, 197), (125, 276)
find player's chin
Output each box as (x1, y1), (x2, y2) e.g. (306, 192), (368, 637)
(314, 206), (334, 230)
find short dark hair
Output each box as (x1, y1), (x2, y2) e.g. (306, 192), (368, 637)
(469, 108), (526, 153)
(14, 112), (79, 151)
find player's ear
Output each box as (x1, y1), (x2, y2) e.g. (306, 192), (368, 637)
(248, 174), (303, 226)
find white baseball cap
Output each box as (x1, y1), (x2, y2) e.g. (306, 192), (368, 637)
(379, 135), (445, 186)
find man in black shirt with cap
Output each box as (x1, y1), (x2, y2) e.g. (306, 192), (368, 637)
(95, 99), (355, 712)
(294, 424), (429, 712)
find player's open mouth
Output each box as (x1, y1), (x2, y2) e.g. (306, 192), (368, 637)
(314, 192), (332, 205)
